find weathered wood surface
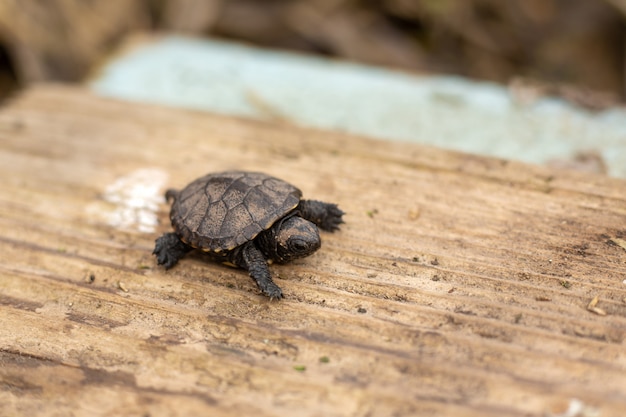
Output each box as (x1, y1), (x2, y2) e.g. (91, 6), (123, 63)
(0, 85), (625, 417)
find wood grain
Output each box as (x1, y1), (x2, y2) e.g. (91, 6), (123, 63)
(0, 85), (625, 417)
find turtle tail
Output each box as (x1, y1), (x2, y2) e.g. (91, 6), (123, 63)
(165, 188), (180, 202)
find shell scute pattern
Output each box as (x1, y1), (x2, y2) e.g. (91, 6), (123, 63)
(170, 171), (301, 252)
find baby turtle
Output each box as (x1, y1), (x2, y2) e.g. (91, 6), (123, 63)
(153, 171), (344, 299)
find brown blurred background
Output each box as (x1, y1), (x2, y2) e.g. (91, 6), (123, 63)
(0, 0), (624, 108)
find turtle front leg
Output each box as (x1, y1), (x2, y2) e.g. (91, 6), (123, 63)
(234, 242), (283, 299)
(153, 233), (193, 269)
(298, 200), (345, 232)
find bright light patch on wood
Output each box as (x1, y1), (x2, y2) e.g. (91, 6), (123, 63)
(89, 168), (168, 233)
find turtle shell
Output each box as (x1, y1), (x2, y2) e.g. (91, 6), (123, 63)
(170, 171), (302, 252)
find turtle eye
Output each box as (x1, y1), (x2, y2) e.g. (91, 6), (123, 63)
(290, 238), (309, 253)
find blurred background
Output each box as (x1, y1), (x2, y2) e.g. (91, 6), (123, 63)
(1, 0), (625, 176)
(0, 0), (624, 104)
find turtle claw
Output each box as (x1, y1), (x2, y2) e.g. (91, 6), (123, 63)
(263, 283), (284, 300)
(321, 203), (345, 232)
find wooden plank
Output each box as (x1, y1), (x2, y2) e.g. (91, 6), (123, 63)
(0, 84), (625, 417)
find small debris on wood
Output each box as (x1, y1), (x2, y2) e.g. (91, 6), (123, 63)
(609, 237), (626, 252)
(587, 295), (606, 316)
(536, 296), (552, 302)
(431, 258), (439, 266)
(366, 208), (379, 218)
(560, 280), (572, 289)
(590, 304), (607, 317)
(117, 281), (129, 293)
(84, 272), (96, 283)
(357, 307), (367, 314)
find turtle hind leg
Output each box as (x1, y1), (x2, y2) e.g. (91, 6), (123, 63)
(153, 233), (192, 269)
(298, 200), (345, 232)
(232, 242), (283, 299)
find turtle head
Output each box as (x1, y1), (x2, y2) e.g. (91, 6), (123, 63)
(265, 216), (321, 263)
